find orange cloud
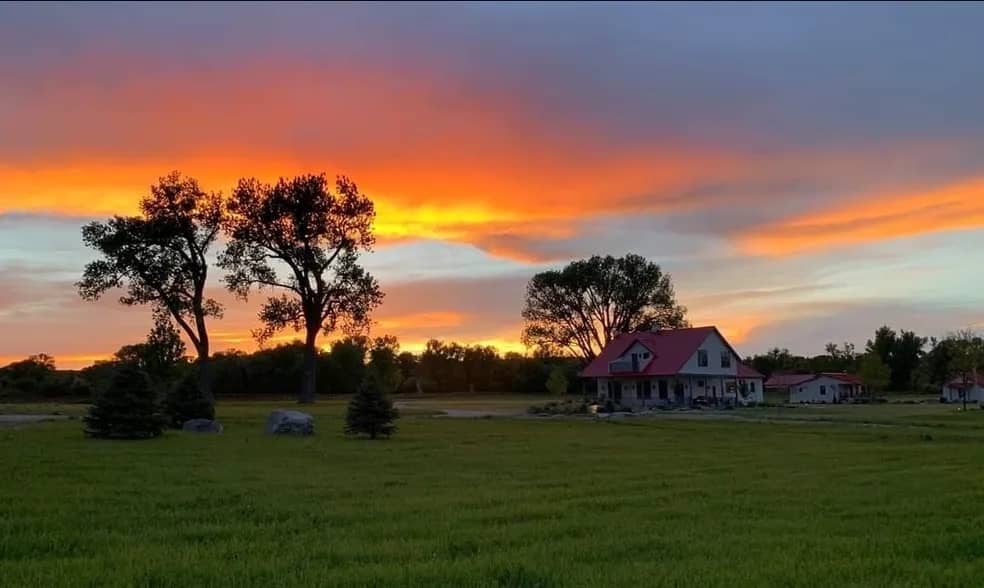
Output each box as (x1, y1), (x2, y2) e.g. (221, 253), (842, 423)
(739, 176), (984, 256)
(375, 310), (465, 331)
(1, 54), (747, 263)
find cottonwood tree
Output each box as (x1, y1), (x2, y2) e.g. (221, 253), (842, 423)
(219, 173), (383, 403)
(858, 352), (890, 398)
(522, 254), (687, 361)
(78, 172), (223, 401)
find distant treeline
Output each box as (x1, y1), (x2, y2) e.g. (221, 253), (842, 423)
(0, 337), (583, 401)
(746, 326), (981, 393)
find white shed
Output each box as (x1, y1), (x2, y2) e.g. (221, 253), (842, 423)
(942, 376), (984, 404)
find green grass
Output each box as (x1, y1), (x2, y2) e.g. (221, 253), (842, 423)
(4, 399), (984, 586)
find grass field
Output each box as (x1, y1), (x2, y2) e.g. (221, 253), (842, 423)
(4, 398), (984, 587)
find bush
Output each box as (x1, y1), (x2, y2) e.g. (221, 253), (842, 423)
(526, 399), (589, 415)
(84, 364), (166, 439)
(345, 374), (399, 439)
(164, 374), (215, 428)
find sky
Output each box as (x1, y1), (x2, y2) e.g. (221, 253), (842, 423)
(2, 2), (984, 369)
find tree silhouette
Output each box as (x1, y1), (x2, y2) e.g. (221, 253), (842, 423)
(522, 254), (687, 361)
(345, 372), (399, 439)
(219, 173), (382, 403)
(84, 363), (166, 439)
(78, 172), (223, 402)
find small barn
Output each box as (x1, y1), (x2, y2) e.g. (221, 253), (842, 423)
(765, 373), (865, 404)
(941, 375), (984, 404)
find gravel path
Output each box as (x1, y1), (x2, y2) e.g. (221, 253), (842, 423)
(0, 414), (71, 426)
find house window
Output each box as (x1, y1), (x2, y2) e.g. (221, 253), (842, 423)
(820, 385), (826, 396)
(697, 380), (705, 388)
(658, 380), (668, 400)
(611, 380), (622, 402)
(750, 382), (756, 393)
(642, 380), (653, 399)
(720, 351), (731, 368)
(697, 349), (708, 367)
(642, 352), (650, 359)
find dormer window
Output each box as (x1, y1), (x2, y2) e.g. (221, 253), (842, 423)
(697, 349), (708, 367)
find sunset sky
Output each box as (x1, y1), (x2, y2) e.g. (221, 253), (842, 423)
(2, 2), (984, 369)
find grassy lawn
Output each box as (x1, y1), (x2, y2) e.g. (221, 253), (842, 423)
(4, 400), (984, 586)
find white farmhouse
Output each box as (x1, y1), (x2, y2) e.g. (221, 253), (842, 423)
(580, 326), (764, 408)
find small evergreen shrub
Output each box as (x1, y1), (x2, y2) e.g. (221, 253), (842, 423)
(84, 364), (166, 439)
(164, 374), (215, 428)
(345, 374), (399, 439)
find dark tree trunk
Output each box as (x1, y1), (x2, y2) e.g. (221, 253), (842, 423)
(299, 327), (319, 404)
(196, 352), (215, 405)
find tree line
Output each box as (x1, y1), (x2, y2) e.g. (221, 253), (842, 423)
(747, 326), (984, 394)
(0, 335), (582, 402)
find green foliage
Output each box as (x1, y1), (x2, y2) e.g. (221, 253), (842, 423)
(83, 364), (166, 439)
(345, 374), (399, 439)
(864, 326), (927, 391)
(219, 173), (383, 403)
(366, 335), (402, 394)
(950, 330), (984, 386)
(324, 337), (369, 396)
(859, 353), (891, 394)
(545, 366), (569, 396)
(522, 254), (688, 360)
(113, 307), (188, 386)
(164, 373), (215, 428)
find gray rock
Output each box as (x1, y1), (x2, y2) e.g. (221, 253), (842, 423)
(265, 410), (315, 436)
(182, 419), (223, 433)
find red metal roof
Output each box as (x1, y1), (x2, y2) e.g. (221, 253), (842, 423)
(947, 375), (984, 388)
(580, 326), (730, 378)
(737, 363), (765, 379)
(824, 372), (863, 385)
(765, 373), (816, 388)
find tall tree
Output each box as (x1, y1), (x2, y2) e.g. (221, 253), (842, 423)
(219, 173), (383, 403)
(858, 352), (890, 397)
(366, 335), (402, 395)
(865, 326), (926, 391)
(891, 330), (927, 391)
(462, 345), (499, 393)
(522, 254), (687, 361)
(78, 172), (223, 400)
(113, 307), (188, 385)
(865, 326), (897, 369)
(951, 329), (984, 410)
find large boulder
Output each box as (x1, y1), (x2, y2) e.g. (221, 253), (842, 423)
(265, 410), (315, 436)
(182, 419), (223, 434)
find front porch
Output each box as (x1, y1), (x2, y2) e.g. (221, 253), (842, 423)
(595, 375), (756, 409)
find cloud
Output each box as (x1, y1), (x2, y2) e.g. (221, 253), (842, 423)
(739, 176), (984, 256)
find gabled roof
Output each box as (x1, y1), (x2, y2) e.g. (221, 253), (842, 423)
(824, 372), (863, 385)
(947, 374), (984, 388)
(765, 373), (816, 388)
(580, 326), (734, 378)
(737, 363), (765, 379)
(766, 372), (864, 387)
